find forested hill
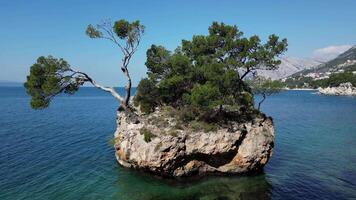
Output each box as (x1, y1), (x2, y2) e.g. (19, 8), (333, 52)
(282, 45), (356, 88)
(290, 45), (356, 78)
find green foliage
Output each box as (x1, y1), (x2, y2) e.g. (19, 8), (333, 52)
(134, 78), (159, 113)
(159, 74), (186, 104)
(113, 20), (145, 42)
(86, 19), (145, 43)
(190, 120), (218, 133)
(176, 106), (198, 122)
(314, 72), (356, 87)
(107, 135), (120, 146)
(135, 21), (287, 123)
(249, 76), (284, 96)
(140, 127), (155, 143)
(285, 71), (356, 89)
(168, 130), (179, 137)
(26, 19), (145, 111)
(113, 19), (130, 39)
(145, 45), (171, 80)
(283, 76), (313, 89)
(240, 92), (254, 108)
(85, 24), (102, 38)
(184, 83), (220, 109)
(160, 105), (198, 123)
(161, 106), (177, 117)
(24, 56), (83, 109)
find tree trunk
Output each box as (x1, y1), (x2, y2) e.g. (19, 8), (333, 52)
(124, 77), (131, 107)
(258, 94), (266, 111)
(73, 70), (127, 110)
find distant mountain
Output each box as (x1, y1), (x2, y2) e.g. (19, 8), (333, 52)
(282, 45), (356, 88)
(290, 45), (356, 78)
(0, 80), (23, 87)
(257, 56), (322, 80)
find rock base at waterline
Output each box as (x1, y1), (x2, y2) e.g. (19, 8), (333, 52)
(318, 82), (356, 96)
(114, 111), (274, 177)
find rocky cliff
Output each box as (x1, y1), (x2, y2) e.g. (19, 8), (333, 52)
(318, 82), (356, 96)
(257, 56), (321, 80)
(114, 110), (275, 177)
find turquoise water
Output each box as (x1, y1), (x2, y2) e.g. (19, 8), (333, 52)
(0, 87), (355, 199)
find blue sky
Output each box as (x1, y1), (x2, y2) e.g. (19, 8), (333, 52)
(0, 0), (355, 86)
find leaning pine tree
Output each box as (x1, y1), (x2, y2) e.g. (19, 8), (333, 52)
(24, 19), (144, 112)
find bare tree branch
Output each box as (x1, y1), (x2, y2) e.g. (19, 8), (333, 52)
(86, 19), (144, 110)
(69, 69), (126, 107)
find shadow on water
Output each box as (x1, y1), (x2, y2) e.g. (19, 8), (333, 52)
(112, 167), (272, 200)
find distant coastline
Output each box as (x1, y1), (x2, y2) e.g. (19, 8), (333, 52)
(285, 88), (317, 91)
(0, 81), (23, 87)
(0, 81), (131, 88)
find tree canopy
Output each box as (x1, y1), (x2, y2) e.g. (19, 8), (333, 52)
(25, 20), (287, 122)
(25, 19), (144, 110)
(24, 56), (81, 109)
(135, 22), (287, 121)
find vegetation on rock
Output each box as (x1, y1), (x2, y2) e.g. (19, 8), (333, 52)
(135, 22), (287, 123)
(24, 19), (287, 129)
(22, 18), (284, 177)
(139, 127), (156, 142)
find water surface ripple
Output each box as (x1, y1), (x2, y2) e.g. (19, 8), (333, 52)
(0, 87), (355, 199)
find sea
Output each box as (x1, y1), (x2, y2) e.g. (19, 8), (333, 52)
(0, 87), (355, 199)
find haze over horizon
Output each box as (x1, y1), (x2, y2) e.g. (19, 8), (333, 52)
(1, 0), (355, 86)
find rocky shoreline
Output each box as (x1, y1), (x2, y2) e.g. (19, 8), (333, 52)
(114, 110), (275, 177)
(318, 82), (356, 96)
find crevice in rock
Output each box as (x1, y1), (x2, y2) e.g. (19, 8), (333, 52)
(173, 127), (249, 171)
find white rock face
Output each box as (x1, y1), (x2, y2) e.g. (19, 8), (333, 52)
(114, 111), (275, 177)
(257, 56), (322, 80)
(318, 82), (356, 96)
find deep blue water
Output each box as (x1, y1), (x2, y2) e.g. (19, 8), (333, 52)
(0, 87), (355, 200)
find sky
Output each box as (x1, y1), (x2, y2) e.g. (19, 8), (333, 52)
(0, 0), (355, 86)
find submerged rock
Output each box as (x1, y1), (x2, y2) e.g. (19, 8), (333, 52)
(114, 111), (274, 177)
(318, 82), (356, 96)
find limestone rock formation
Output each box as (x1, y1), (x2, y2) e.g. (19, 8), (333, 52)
(114, 110), (275, 177)
(318, 82), (356, 96)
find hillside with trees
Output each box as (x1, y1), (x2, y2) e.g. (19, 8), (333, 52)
(284, 45), (356, 88)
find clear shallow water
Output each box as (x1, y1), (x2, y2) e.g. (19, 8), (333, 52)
(0, 87), (355, 200)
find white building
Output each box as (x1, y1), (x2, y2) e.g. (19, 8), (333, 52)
(305, 73), (319, 78)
